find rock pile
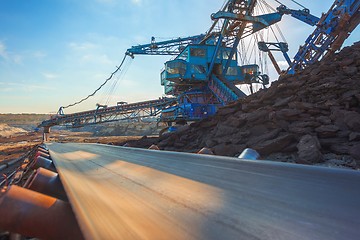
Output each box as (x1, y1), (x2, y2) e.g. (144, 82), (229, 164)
(155, 42), (360, 168)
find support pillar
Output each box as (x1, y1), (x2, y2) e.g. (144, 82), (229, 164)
(43, 126), (50, 142)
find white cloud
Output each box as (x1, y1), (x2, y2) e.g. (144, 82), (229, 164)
(69, 42), (98, 51)
(95, 0), (115, 4)
(13, 54), (23, 64)
(42, 72), (59, 80)
(0, 41), (9, 60)
(0, 41), (24, 64)
(81, 53), (113, 65)
(0, 82), (54, 92)
(131, 0), (143, 6)
(33, 51), (47, 59)
(0, 87), (13, 92)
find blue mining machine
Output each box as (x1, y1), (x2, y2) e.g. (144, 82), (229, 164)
(125, 0), (319, 125)
(40, 0), (360, 130)
(125, 0), (359, 126)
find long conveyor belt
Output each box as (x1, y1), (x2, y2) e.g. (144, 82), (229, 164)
(46, 143), (360, 240)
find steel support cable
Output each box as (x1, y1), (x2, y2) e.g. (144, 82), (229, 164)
(257, 1), (276, 74)
(274, 23), (286, 42)
(258, 0), (286, 43)
(257, 30), (269, 74)
(104, 59), (132, 105)
(260, 0), (276, 11)
(274, 0), (285, 6)
(61, 54), (128, 109)
(264, 29), (270, 74)
(102, 63), (124, 105)
(247, 37), (254, 64)
(255, 33), (263, 70)
(98, 63), (126, 106)
(244, 37), (254, 64)
(259, 1), (281, 43)
(289, 0), (307, 9)
(274, 0), (308, 11)
(239, 39), (246, 64)
(107, 56), (131, 104)
(105, 79), (120, 105)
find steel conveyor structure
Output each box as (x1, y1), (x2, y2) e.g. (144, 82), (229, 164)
(39, 98), (176, 129)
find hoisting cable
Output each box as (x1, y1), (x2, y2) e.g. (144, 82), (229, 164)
(260, 0), (287, 42)
(274, 0), (307, 10)
(104, 58), (132, 105)
(61, 54), (128, 109)
(260, 0), (276, 11)
(289, 0), (307, 10)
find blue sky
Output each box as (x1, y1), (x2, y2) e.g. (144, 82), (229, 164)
(0, 0), (359, 113)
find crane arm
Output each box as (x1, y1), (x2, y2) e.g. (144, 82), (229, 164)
(288, 0), (360, 73)
(277, 5), (320, 26)
(125, 34), (205, 57)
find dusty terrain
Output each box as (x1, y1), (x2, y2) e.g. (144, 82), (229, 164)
(0, 123), (146, 182)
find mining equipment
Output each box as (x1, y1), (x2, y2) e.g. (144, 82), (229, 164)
(39, 0), (360, 130)
(2, 1), (360, 239)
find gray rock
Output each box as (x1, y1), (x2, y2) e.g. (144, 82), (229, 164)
(212, 143), (245, 156)
(223, 115), (246, 128)
(297, 135), (323, 163)
(344, 111), (360, 131)
(349, 132), (360, 141)
(349, 143), (360, 160)
(343, 66), (357, 75)
(316, 116), (332, 125)
(275, 109), (303, 120)
(246, 109), (269, 123)
(273, 96), (294, 108)
(214, 125), (236, 138)
(216, 107), (237, 116)
(247, 129), (281, 146)
(339, 58), (354, 67)
(330, 143), (352, 155)
(320, 155), (357, 169)
(200, 118), (218, 128)
(205, 139), (218, 148)
(253, 134), (295, 155)
(288, 101), (314, 110)
(315, 125), (339, 137)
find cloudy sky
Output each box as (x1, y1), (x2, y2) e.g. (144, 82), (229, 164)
(0, 0), (359, 113)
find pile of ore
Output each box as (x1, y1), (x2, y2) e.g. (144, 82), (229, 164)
(135, 42), (360, 168)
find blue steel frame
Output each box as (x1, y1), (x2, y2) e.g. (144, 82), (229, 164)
(288, 0), (360, 73)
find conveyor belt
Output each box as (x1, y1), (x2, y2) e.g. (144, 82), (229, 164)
(48, 143), (360, 240)
(39, 98), (176, 128)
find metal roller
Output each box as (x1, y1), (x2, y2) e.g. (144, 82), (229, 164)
(31, 156), (56, 172)
(27, 167), (68, 201)
(0, 185), (83, 240)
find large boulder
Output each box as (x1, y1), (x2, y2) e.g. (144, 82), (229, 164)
(297, 135), (323, 164)
(253, 133), (295, 156)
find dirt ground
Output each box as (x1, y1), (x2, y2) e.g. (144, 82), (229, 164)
(0, 129), (146, 182)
